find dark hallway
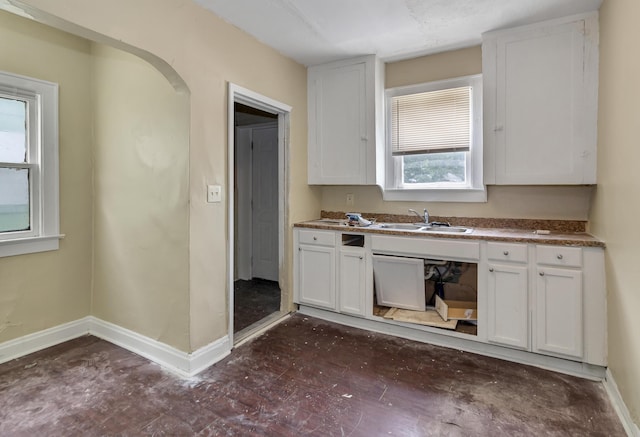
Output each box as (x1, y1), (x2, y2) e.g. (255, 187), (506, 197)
(233, 278), (281, 333)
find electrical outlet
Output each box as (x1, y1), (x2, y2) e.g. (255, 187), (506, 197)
(346, 193), (354, 206)
(207, 185), (222, 203)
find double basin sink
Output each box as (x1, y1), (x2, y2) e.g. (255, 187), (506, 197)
(375, 223), (473, 234)
(312, 218), (473, 234)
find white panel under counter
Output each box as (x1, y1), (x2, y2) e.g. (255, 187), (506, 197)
(370, 234), (480, 261)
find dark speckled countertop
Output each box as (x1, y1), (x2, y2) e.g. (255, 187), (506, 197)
(294, 211), (605, 248)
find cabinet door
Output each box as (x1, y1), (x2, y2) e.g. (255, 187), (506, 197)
(487, 263), (529, 349)
(339, 249), (366, 317)
(534, 267), (583, 359)
(308, 60), (367, 184)
(487, 15), (597, 185)
(297, 244), (336, 310)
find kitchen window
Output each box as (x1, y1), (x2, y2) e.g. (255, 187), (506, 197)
(383, 74), (485, 202)
(0, 70), (60, 257)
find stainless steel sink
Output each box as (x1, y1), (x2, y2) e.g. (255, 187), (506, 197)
(422, 225), (473, 234)
(378, 223), (473, 234)
(378, 223), (424, 231)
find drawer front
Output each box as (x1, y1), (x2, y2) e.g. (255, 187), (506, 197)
(487, 242), (528, 263)
(298, 229), (336, 246)
(536, 245), (582, 268)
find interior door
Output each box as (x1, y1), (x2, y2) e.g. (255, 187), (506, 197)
(251, 125), (279, 281)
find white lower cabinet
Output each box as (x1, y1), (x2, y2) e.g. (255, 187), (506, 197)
(338, 248), (367, 316)
(294, 229), (367, 316)
(486, 242), (529, 350)
(486, 242), (606, 365)
(487, 263), (529, 349)
(295, 230), (336, 310)
(533, 245), (585, 360)
(295, 228), (605, 367)
(534, 266), (583, 359)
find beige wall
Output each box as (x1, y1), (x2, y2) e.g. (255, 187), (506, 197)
(0, 11), (93, 342)
(591, 0), (640, 426)
(91, 43), (191, 350)
(322, 185), (594, 220)
(321, 46), (593, 221)
(13, 0), (318, 351)
(386, 46), (482, 88)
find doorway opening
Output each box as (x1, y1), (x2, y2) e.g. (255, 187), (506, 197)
(228, 84), (291, 345)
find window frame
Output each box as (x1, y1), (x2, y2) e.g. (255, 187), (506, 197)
(383, 74), (486, 202)
(0, 70), (60, 257)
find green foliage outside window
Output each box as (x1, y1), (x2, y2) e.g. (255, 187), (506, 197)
(403, 152), (466, 184)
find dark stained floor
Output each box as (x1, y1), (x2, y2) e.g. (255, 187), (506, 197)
(0, 314), (625, 436)
(234, 278), (281, 333)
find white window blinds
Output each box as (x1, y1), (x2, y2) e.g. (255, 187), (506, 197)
(391, 86), (471, 156)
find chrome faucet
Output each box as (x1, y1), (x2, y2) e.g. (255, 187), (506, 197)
(408, 208), (429, 224)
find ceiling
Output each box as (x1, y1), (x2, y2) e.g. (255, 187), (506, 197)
(193, 0), (602, 66)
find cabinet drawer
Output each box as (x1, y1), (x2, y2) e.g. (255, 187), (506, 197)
(536, 245), (582, 268)
(298, 229), (335, 246)
(487, 242), (527, 263)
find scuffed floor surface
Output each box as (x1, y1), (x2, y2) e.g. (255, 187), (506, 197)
(0, 315), (625, 436)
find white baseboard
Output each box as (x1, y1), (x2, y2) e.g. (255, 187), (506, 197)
(604, 368), (640, 437)
(0, 317), (91, 365)
(0, 317), (231, 378)
(88, 317), (231, 377)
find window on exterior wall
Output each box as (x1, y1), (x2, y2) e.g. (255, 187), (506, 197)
(383, 74), (485, 202)
(0, 71), (60, 257)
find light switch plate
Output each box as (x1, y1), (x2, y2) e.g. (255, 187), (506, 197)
(207, 184), (222, 203)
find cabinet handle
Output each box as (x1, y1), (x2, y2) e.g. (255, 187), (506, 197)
(494, 125), (504, 132)
(299, 247), (302, 251)
(489, 268), (494, 272)
(313, 236), (317, 241)
(539, 272), (545, 276)
(557, 254), (563, 260)
(359, 256), (363, 260)
(503, 251), (509, 256)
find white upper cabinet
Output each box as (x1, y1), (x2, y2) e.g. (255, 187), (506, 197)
(483, 13), (599, 185)
(307, 55), (384, 185)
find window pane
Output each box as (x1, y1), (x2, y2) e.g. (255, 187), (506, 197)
(403, 152), (467, 184)
(0, 167), (30, 232)
(0, 97), (27, 163)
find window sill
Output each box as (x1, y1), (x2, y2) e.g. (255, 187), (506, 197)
(381, 187), (487, 203)
(0, 234), (64, 258)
